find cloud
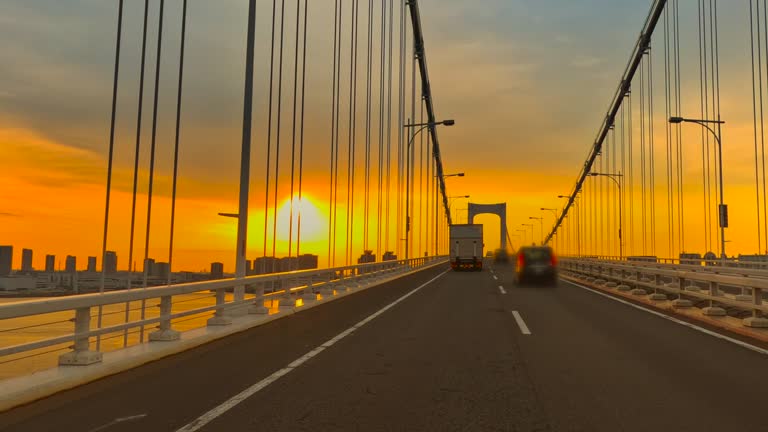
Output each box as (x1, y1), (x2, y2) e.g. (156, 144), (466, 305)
(570, 56), (604, 68)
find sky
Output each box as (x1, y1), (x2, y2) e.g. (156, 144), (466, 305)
(1, 0), (765, 272)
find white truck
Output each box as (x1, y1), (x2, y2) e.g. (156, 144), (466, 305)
(449, 224), (484, 271)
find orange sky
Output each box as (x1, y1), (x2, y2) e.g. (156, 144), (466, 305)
(2, 1), (767, 271)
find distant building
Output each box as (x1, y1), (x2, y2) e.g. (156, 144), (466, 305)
(253, 257), (279, 275)
(211, 262), (224, 279)
(382, 251), (397, 261)
(87, 256), (97, 272)
(679, 253), (702, 265)
(0, 246), (12, 276)
(154, 262), (170, 279)
(21, 248), (33, 272)
(45, 254), (56, 272)
(297, 254), (319, 270)
(65, 255), (77, 273)
(357, 250), (375, 264)
(104, 251), (118, 274)
(278, 257), (298, 272)
(144, 258), (156, 276)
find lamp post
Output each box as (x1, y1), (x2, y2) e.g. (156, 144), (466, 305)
(404, 119), (455, 260)
(439, 172), (465, 178)
(541, 207), (558, 249)
(448, 195), (470, 222)
(522, 223), (535, 245)
(516, 229), (527, 246)
(529, 217), (544, 245)
(669, 116), (727, 261)
(588, 172), (623, 260)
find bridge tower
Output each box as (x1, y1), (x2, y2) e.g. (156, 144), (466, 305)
(467, 203), (507, 250)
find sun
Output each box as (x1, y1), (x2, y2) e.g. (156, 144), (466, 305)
(275, 195), (327, 249)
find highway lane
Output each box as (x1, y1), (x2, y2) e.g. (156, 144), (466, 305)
(0, 265), (449, 432)
(2, 261), (768, 431)
(490, 262), (768, 431)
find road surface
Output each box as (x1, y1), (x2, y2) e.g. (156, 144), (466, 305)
(1, 262), (766, 431)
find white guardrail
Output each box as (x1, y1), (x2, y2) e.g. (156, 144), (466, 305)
(0, 256), (447, 368)
(561, 258), (768, 328)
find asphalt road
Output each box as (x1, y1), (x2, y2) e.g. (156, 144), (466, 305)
(1, 261), (767, 431)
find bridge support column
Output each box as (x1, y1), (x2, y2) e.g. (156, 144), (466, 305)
(207, 289), (233, 326)
(149, 296), (181, 341)
(59, 307), (102, 366)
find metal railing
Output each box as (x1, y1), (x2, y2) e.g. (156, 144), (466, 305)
(0, 256), (447, 368)
(560, 258), (768, 328)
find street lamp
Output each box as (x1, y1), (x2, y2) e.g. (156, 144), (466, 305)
(588, 172), (623, 259)
(529, 216), (544, 244)
(516, 229), (527, 246)
(404, 119), (455, 260)
(522, 223), (535, 245)
(439, 172), (465, 178)
(669, 116), (727, 261)
(448, 195), (470, 222)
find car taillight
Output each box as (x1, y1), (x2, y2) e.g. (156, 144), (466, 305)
(551, 253), (558, 266)
(517, 253), (525, 268)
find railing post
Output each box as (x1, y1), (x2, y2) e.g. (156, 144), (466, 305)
(649, 273), (666, 301)
(149, 295), (181, 341)
(672, 276), (692, 308)
(207, 289), (232, 326)
(249, 279), (270, 315)
(59, 307), (103, 366)
(280, 276), (295, 310)
(702, 280), (725, 316)
(744, 287), (768, 327)
(302, 277), (318, 304)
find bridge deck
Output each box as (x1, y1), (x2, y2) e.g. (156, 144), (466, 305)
(1, 263), (766, 431)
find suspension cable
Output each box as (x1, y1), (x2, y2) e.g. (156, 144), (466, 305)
(97, 0), (124, 351)
(168, 0), (188, 283)
(297, 0), (308, 258)
(265, 0), (278, 272)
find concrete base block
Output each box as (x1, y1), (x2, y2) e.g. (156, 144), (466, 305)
(605, 282), (618, 288)
(672, 299), (693, 308)
(665, 283), (678, 289)
(149, 328), (181, 342)
(735, 294), (753, 302)
(702, 306), (726, 316)
(586, 277), (596, 283)
(58, 350), (103, 366)
(743, 316), (768, 328)
(617, 284), (632, 291)
(279, 298), (295, 309)
(248, 305), (270, 315)
(594, 279), (606, 285)
(649, 293), (667, 301)
(630, 288), (647, 296)
(206, 315), (233, 326)
(302, 292), (318, 303)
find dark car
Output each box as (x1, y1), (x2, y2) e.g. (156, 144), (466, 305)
(493, 248), (509, 263)
(514, 246), (557, 284)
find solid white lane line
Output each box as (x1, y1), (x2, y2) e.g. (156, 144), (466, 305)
(512, 311), (531, 335)
(176, 270), (450, 432)
(89, 414), (148, 432)
(493, 275), (498, 280)
(498, 286), (507, 295)
(564, 279), (768, 356)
